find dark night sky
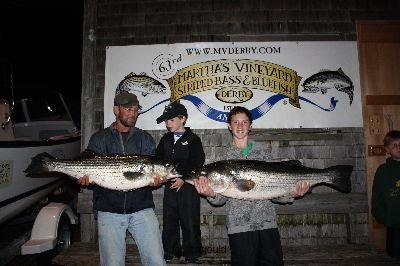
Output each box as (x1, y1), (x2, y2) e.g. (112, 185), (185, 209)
(0, 0), (83, 123)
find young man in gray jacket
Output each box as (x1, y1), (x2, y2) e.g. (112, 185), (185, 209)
(195, 106), (310, 266)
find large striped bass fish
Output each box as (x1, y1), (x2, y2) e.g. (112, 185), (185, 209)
(187, 160), (353, 200)
(25, 152), (180, 191)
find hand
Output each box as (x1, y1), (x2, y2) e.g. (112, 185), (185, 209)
(193, 176), (217, 197)
(289, 180), (310, 198)
(170, 177), (184, 191)
(148, 176), (167, 187)
(77, 175), (94, 186)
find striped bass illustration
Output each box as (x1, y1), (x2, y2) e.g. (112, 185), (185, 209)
(25, 152), (180, 191)
(302, 68), (354, 105)
(188, 160), (352, 200)
(116, 72), (166, 97)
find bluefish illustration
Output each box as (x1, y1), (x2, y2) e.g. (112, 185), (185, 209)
(116, 72), (166, 97)
(302, 68), (354, 105)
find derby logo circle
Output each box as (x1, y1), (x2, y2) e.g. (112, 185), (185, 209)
(215, 87), (253, 103)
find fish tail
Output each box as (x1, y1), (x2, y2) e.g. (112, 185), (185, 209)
(24, 152), (54, 175)
(327, 165), (353, 192)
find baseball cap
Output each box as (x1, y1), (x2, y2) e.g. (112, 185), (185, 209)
(114, 92), (139, 107)
(156, 102), (188, 124)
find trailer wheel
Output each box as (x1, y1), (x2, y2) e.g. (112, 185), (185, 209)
(36, 213), (73, 265)
(56, 213), (73, 252)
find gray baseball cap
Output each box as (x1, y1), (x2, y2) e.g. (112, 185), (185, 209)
(114, 92), (139, 107)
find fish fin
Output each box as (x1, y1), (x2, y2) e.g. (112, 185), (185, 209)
(74, 149), (100, 159)
(139, 72), (146, 75)
(336, 68), (352, 80)
(327, 165), (353, 193)
(232, 177), (256, 192)
(321, 88), (327, 94)
(123, 171), (143, 180)
(124, 72), (136, 78)
(142, 92), (148, 97)
(25, 153), (54, 175)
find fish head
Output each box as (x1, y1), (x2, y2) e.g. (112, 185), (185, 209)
(150, 162), (181, 179)
(302, 78), (321, 93)
(302, 72), (331, 93)
(189, 164), (231, 193)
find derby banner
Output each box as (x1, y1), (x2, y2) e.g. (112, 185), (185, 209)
(104, 42), (362, 129)
(167, 59), (301, 108)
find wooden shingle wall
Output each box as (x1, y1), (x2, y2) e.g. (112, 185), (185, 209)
(83, 0), (400, 139)
(79, 0), (400, 246)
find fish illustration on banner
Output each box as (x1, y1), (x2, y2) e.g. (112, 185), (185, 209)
(302, 68), (354, 105)
(116, 72), (167, 97)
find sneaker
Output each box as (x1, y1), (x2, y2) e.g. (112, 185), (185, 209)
(164, 254), (174, 262)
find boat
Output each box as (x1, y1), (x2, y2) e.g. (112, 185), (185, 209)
(0, 61), (81, 225)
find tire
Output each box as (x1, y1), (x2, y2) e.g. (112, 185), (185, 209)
(56, 213), (73, 252)
(36, 213), (73, 265)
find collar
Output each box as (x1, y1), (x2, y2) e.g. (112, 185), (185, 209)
(242, 142), (253, 157)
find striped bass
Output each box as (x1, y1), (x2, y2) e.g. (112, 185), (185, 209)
(25, 152), (180, 191)
(187, 160), (352, 200)
(116, 72), (166, 97)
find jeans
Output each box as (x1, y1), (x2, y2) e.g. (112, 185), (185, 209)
(98, 209), (166, 266)
(386, 227), (400, 259)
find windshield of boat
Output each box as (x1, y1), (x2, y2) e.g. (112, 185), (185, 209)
(12, 93), (76, 122)
(1, 61), (79, 125)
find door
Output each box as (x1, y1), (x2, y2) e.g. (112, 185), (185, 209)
(357, 21), (400, 249)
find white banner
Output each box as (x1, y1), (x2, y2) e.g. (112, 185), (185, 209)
(105, 42), (362, 130)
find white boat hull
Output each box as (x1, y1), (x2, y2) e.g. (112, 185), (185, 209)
(0, 135), (81, 224)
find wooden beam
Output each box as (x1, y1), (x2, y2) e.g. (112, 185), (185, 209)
(366, 95), (400, 105)
(356, 21), (400, 43)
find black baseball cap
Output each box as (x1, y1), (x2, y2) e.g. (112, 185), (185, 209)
(114, 92), (140, 107)
(156, 102), (188, 124)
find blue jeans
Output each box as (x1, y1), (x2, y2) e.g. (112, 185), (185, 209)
(97, 209), (166, 266)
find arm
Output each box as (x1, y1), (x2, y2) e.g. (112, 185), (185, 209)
(271, 180), (310, 204)
(371, 168), (386, 224)
(207, 193), (228, 206)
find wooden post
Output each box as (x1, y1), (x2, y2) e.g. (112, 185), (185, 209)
(77, 189), (97, 242)
(81, 0), (97, 150)
(79, 0), (98, 242)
